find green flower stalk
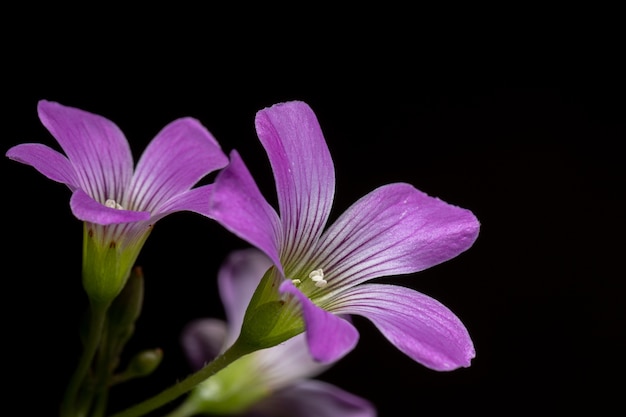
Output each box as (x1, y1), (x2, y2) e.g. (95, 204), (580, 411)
(82, 223), (152, 306)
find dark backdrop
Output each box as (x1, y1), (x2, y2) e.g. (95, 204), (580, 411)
(4, 9), (624, 417)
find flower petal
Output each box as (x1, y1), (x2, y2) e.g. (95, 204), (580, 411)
(330, 283), (475, 371)
(210, 150), (284, 273)
(70, 189), (150, 224)
(254, 332), (332, 385)
(314, 183), (479, 291)
(180, 318), (228, 370)
(255, 101), (335, 266)
(129, 117), (228, 212)
(280, 280), (359, 363)
(6, 143), (80, 190)
(252, 380), (376, 417)
(37, 100), (134, 205)
(151, 184), (214, 221)
(217, 249), (273, 346)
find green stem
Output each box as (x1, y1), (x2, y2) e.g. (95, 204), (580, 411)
(90, 385), (109, 417)
(60, 300), (109, 417)
(89, 328), (112, 417)
(107, 340), (254, 417)
(162, 402), (197, 417)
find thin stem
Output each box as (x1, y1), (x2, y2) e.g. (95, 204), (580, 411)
(162, 402), (197, 417)
(60, 300), (109, 417)
(90, 318), (116, 417)
(107, 340), (254, 417)
(90, 385), (109, 417)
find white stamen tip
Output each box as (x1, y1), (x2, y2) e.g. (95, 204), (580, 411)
(291, 279), (301, 286)
(309, 269), (324, 281)
(105, 199), (124, 210)
(314, 279), (328, 288)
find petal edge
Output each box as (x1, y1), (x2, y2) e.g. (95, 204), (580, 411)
(280, 280), (359, 363)
(330, 283), (475, 371)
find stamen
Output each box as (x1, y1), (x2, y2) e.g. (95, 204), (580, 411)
(309, 269), (324, 282)
(105, 199), (124, 210)
(309, 268), (327, 287)
(314, 279), (328, 288)
(291, 279), (301, 286)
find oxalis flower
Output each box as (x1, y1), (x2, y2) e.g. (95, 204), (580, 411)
(209, 101), (480, 371)
(6, 100), (228, 305)
(175, 248), (375, 417)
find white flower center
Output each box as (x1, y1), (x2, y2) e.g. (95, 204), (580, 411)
(291, 268), (328, 288)
(309, 269), (327, 287)
(105, 199), (124, 210)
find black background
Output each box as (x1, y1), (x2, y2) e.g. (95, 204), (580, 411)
(4, 8), (625, 417)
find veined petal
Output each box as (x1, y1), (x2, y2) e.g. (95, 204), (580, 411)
(210, 151), (284, 273)
(70, 189), (150, 225)
(217, 249), (273, 346)
(255, 332), (332, 385)
(280, 280), (358, 363)
(6, 143), (79, 190)
(129, 118), (228, 212)
(255, 101), (335, 266)
(314, 183), (479, 291)
(151, 184), (214, 221)
(330, 283), (475, 371)
(37, 100), (133, 205)
(252, 380), (376, 417)
(181, 318), (228, 370)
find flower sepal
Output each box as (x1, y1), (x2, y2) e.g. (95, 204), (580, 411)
(103, 267), (147, 376)
(82, 223), (151, 307)
(108, 266), (144, 331)
(236, 267), (304, 351)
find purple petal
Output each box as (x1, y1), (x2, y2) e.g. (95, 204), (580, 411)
(280, 280), (359, 363)
(151, 184), (214, 221)
(314, 183), (479, 291)
(128, 118), (228, 212)
(217, 249), (273, 346)
(180, 318), (228, 370)
(331, 283), (475, 371)
(6, 143), (79, 190)
(251, 380), (376, 417)
(255, 101), (335, 265)
(70, 189), (150, 225)
(37, 100), (134, 205)
(254, 332), (332, 383)
(210, 150), (284, 273)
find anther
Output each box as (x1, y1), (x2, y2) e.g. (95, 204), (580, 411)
(105, 199), (124, 210)
(309, 269), (327, 288)
(314, 279), (328, 288)
(309, 269), (324, 282)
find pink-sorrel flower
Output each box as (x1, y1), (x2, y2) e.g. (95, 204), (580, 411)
(179, 248), (376, 417)
(6, 100), (228, 305)
(209, 100), (480, 371)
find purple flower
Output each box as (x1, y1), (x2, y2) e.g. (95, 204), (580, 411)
(180, 248), (376, 417)
(6, 100), (228, 304)
(209, 101), (480, 371)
